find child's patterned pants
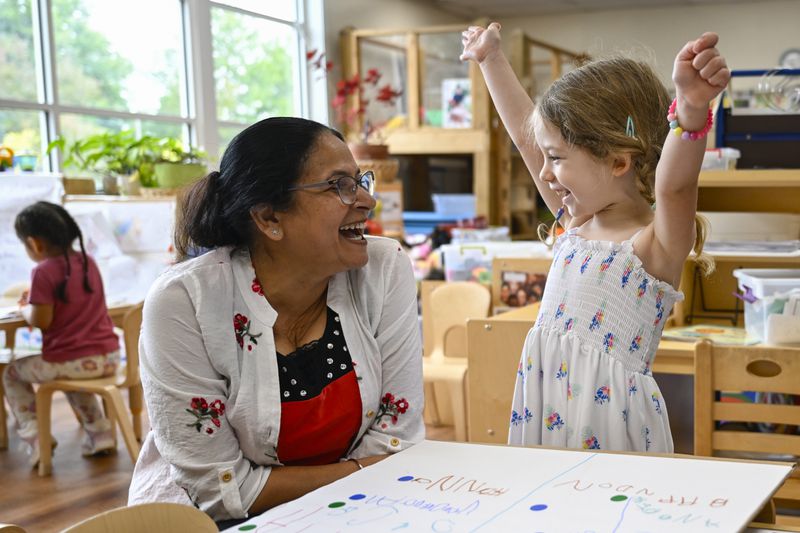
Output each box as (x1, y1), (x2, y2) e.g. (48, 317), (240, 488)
(2, 351), (120, 442)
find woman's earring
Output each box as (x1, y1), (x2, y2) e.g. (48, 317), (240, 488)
(271, 229), (280, 236)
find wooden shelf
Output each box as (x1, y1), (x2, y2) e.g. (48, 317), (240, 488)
(699, 169), (800, 188)
(385, 128), (490, 155)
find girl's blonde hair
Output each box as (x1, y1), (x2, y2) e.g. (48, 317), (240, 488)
(531, 57), (713, 274)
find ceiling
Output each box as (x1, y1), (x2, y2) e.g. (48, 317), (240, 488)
(427, 0), (758, 17)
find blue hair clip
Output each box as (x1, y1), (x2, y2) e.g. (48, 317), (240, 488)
(555, 206), (565, 221)
(626, 116), (636, 138)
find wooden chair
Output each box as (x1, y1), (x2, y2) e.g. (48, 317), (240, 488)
(694, 340), (800, 526)
(35, 302), (144, 476)
(423, 282), (491, 442)
(0, 524), (27, 533)
(62, 503), (217, 533)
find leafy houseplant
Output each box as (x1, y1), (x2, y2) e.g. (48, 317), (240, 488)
(48, 131), (160, 193)
(152, 138), (208, 189)
(48, 132), (207, 192)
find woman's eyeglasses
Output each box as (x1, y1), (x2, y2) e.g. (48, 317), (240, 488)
(288, 170), (375, 205)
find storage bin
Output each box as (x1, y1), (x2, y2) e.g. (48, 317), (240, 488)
(733, 269), (800, 346)
(432, 194), (475, 217)
(450, 226), (510, 244)
(701, 147), (741, 171)
(441, 241), (550, 283)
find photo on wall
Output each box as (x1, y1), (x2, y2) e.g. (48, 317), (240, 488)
(499, 270), (547, 308)
(441, 78), (472, 128)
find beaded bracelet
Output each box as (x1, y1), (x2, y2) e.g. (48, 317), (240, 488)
(667, 98), (713, 141)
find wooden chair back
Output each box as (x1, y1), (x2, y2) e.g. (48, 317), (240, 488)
(120, 302), (143, 389)
(62, 503), (217, 533)
(694, 340), (800, 518)
(430, 282), (491, 361)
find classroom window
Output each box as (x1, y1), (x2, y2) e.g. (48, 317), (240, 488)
(52, 0), (184, 116)
(0, 0), (319, 172)
(210, 2), (303, 153)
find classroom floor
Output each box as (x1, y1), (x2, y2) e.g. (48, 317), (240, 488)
(0, 393), (456, 532)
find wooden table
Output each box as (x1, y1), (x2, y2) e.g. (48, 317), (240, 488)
(0, 303), (136, 450)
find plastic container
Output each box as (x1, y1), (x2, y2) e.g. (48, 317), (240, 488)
(441, 241), (550, 283)
(733, 269), (800, 345)
(450, 226), (510, 244)
(702, 147), (741, 171)
(432, 194), (475, 217)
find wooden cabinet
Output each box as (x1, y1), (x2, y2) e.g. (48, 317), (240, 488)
(674, 169), (800, 327)
(340, 25), (493, 219)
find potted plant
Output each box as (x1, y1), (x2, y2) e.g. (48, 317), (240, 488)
(151, 138), (207, 189)
(307, 49), (403, 181)
(47, 131), (160, 194)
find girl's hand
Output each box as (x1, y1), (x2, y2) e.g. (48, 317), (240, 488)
(672, 32), (731, 110)
(460, 22), (502, 64)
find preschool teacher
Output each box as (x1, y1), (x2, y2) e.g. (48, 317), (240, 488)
(128, 117), (424, 522)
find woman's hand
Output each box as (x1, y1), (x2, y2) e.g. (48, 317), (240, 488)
(459, 22), (502, 64)
(672, 32), (731, 125)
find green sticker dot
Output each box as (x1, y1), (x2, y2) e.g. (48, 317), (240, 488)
(239, 525), (257, 531)
(611, 495), (628, 502)
(328, 501), (346, 508)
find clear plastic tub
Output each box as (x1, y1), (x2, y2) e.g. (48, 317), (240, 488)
(702, 147), (741, 171)
(733, 269), (800, 345)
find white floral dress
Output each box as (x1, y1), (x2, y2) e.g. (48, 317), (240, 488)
(509, 228), (683, 453)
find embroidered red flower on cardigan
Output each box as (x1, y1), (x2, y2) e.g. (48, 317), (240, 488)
(186, 397), (226, 435)
(251, 277), (264, 296)
(374, 392), (410, 429)
(234, 313), (262, 351)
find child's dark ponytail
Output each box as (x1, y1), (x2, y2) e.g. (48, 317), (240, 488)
(14, 201), (92, 303)
(57, 205), (93, 293)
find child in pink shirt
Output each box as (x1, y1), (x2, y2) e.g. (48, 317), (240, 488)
(4, 201), (120, 466)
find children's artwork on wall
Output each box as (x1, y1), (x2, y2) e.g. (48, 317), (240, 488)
(0, 175), (64, 292)
(223, 440), (791, 533)
(64, 199), (176, 304)
(442, 78), (472, 128)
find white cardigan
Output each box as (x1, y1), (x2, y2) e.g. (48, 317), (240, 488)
(128, 237), (424, 520)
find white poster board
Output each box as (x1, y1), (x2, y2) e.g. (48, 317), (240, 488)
(0, 174), (64, 293)
(225, 440), (792, 533)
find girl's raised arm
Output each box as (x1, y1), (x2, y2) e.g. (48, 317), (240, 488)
(461, 23), (565, 221)
(652, 32), (730, 278)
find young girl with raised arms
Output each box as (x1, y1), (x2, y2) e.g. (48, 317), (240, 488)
(4, 201), (120, 466)
(461, 24), (730, 452)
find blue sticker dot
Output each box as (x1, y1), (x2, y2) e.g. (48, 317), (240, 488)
(349, 493), (366, 500)
(530, 504), (548, 511)
(398, 475), (414, 482)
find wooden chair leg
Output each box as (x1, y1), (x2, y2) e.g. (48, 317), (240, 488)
(129, 384), (144, 442)
(754, 498), (776, 524)
(36, 386), (56, 476)
(103, 387), (140, 463)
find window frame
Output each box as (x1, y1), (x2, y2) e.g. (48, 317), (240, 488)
(0, 0), (326, 173)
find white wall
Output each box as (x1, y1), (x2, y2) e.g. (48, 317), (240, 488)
(495, 0), (800, 85)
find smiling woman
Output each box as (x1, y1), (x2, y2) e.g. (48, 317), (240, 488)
(129, 117), (424, 525)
